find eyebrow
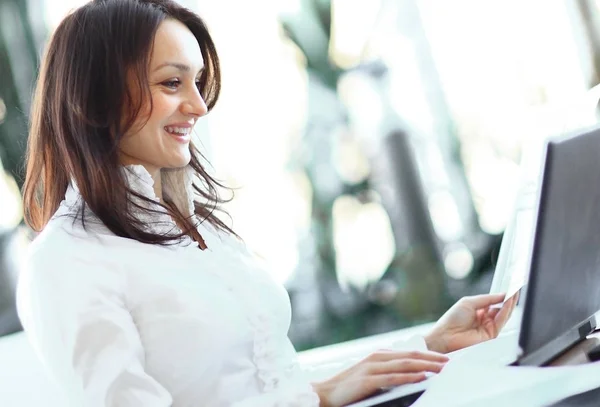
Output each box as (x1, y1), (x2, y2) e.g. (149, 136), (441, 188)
(154, 62), (205, 74)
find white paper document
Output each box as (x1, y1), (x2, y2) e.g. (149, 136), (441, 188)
(412, 358), (600, 407)
(445, 330), (520, 367)
(490, 180), (539, 302)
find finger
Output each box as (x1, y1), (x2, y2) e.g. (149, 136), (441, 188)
(367, 350), (449, 364)
(365, 372), (427, 390)
(493, 299), (515, 330)
(463, 293), (506, 309)
(499, 293), (518, 318)
(508, 293), (520, 315)
(368, 359), (445, 375)
(341, 373), (427, 406)
(486, 307), (501, 320)
(511, 292), (520, 310)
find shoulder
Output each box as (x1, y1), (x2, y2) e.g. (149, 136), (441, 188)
(28, 216), (101, 267)
(22, 215), (127, 294)
(17, 218), (130, 334)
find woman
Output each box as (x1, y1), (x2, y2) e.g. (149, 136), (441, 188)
(16, 0), (517, 406)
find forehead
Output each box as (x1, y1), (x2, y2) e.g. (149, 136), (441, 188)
(150, 19), (204, 68)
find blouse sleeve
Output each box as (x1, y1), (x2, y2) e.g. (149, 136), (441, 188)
(16, 247), (173, 407)
(231, 367), (320, 407)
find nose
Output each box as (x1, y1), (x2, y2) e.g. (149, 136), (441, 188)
(182, 88), (208, 118)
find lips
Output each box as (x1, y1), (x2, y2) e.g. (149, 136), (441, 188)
(164, 125), (190, 134)
(164, 127), (191, 143)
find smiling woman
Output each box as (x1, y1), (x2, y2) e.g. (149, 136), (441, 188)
(16, 1), (517, 406)
(22, 0), (229, 247)
(119, 19), (208, 184)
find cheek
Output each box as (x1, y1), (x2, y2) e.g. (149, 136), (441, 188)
(147, 93), (175, 123)
(126, 92), (171, 133)
(119, 93), (180, 159)
(121, 100), (168, 149)
(119, 132), (147, 157)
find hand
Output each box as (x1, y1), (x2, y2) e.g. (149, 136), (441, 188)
(424, 292), (519, 354)
(312, 349), (448, 407)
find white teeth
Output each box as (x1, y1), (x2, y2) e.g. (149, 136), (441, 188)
(164, 126), (191, 135)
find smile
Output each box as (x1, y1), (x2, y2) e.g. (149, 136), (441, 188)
(164, 126), (191, 135)
(164, 126), (192, 143)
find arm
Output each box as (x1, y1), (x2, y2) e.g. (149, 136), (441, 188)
(423, 294), (519, 354)
(306, 292), (519, 407)
(309, 349), (448, 407)
(16, 251), (172, 406)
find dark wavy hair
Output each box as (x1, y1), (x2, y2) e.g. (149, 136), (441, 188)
(22, 0), (235, 245)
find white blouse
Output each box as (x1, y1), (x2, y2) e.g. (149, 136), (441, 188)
(16, 165), (321, 407)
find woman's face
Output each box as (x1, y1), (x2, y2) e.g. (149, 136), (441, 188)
(119, 19), (207, 177)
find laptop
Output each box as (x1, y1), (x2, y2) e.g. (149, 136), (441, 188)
(348, 125), (600, 406)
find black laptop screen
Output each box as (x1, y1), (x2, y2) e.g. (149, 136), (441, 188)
(519, 127), (600, 358)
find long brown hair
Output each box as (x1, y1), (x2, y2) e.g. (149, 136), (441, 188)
(23, 0), (235, 244)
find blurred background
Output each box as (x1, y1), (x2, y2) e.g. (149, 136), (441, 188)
(3, 0), (600, 352)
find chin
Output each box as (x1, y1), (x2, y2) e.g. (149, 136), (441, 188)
(166, 153), (192, 169)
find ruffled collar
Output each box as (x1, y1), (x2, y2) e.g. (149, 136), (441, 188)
(125, 164), (196, 218)
(63, 164), (196, 236)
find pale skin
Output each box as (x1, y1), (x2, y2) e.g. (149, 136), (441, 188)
(119, 18), (207, 203)
(313, 293), (519, 407)
(119, 18), (520, 407)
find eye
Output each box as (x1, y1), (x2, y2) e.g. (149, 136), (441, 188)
(195, 79), (202, 89)
(162, 79), (181, 89)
